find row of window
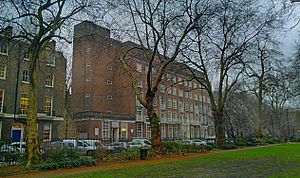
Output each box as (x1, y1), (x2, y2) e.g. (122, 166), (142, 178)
(0, 64), (54, 87)
(0, 90), (53, 115)
(158, 96), (210, 114)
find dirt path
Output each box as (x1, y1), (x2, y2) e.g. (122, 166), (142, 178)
(3, 144), (281, 178)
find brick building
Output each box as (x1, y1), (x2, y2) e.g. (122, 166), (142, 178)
(72, 21), (215, 142)
(0, 26), (66, 142)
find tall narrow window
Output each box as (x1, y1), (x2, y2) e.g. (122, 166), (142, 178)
(0, 42), (8, 55)
(45, 74), (54, 87)
(168, 125), (173, 139)
(137, 123), (143, 137)
(22, 69), (29, 83)
(43, 123), (52, 141)
(44, 97), (52, 115)
(136, 63), (142, 72)
(103, 121), (110, 139)
(0, 64), (6, 79)
(20, 94), (29, 114)
(146, 124), (151, 138)
(161, 124), (166, 138)
(0, 90), (4, 113)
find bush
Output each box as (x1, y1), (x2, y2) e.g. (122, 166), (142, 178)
(161, 142), (182, 155)
(106, 148), (140, 161)
(34, 147), (96, 170)
(290, 135), (300, 142)
(219, 143), (237, 150)
(235, 138), (247, 146)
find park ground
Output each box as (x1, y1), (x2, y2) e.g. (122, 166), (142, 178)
(1, 143), (300, 178)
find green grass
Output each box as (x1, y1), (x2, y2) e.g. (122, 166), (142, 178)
(55, 144), (300, 178)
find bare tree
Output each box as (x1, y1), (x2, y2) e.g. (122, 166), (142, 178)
(182, 0), (288, 145)
(109, 0), (212, 153)
(0, 0), (86, 167)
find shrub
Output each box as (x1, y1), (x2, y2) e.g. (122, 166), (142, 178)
(34, 147), (96, 170)
(219, 143), (237, 150)
(290, 135), (300, 142)
(106, 148), (140, 161)
(161, 142), (182, 155)
(235, 138), (247, 146)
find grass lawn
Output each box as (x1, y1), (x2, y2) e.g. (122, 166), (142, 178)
(56, 144), (300, 178)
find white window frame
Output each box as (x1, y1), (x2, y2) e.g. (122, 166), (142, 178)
(43, 123), (52, 141)
(44, 96), (53, 116)
(136, 63), (142, 72)
(102, 121), (110, 139)
(0, 42), (8, 55)
(22, 69), (29, 83)
(85, 93), (91, 98)
(137, 123), (143, 137)
(45, 74), (54, 87)
(46, 56), (56, 66)
(107, 80), (112, 85)
(107, 95), (112, 100)
(0, 64), (6, 80)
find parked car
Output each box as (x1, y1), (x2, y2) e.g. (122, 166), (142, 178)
(106, 142), (128, 152)
(62, 139), (97, 155)
(192, 139), (207, 146)
(11, 142), (26, 153)
(83, 140), (105, 148)
(129, 139), (152, 149)
(0, 144), (19, 162)
(180, 140), (193, 145)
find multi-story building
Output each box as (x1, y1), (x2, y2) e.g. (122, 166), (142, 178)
(0, 26), (66, 142)
(72, 21), (215, 141)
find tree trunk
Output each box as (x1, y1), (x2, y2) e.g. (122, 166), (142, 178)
(26, 55), (41, 168)
(146, 92), (161, 155)
(256, 82), (263, 138)
(213, 110), (225, 146)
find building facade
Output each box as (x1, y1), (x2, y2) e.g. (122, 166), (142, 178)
(0, 27), (66, 142)
(72, 21), (215, 142)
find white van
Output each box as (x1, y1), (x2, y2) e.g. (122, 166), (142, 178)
(62, 139), (96, 155)
(130, 138), (152, 149)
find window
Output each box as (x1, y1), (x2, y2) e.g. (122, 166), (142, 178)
(185, 103), (189, 111)
(190, 104), (193, 112)
(107, 80), (112, 85)
(85, 93), (91, 98)
(178, 89), (183, 97)
(86, 77), (91, 82)
(160, 84), (165, 93)
(0, 90), (4, 113)
(85, 63), (91, 67)
(189, 81), (192, 88)
(146, 124), (151, 139)
(160, 96), (165, 109)
(172, 112), (177, 122)
(160, 110), (165, 122)
(20, 94), (29, 114)
(86, 47), (91, 53)
(172, 87), (177, 96)
(137, 123), (143, 137)
(185, 91), (188, 98)
(193, 82), (197, 89)
(184, 80), (188, 87)
(168, 126), (173, 139)
(107, 65), (112, 70)
(136, 63), (142, 72)
(178, 77), (182, 85)
(167, 98), (172, 109)
(103, 121), (110, 139)
(136, 107), (143, 121)
(189, 91), (193, 99)
(194, 94), (198, 101)
(46, 56), (55, 66)
(22, 69), (29, 83)
(173, 99), (177, 109)
(167, 88), (172, 95)
(44, 97), (52, 115)
(0, 42), (8, 55)
(195, 104), (199, 114)
(161, 124), (166, 138)
(0, 64), (6, 80)
(107, 95), (112, 100)
(45, 74), (54, 87)
(43, 123), (52, 141)
(179, 101), (183, 112)
(95, 127), (99, 136)
(168, 111), (172, 122)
